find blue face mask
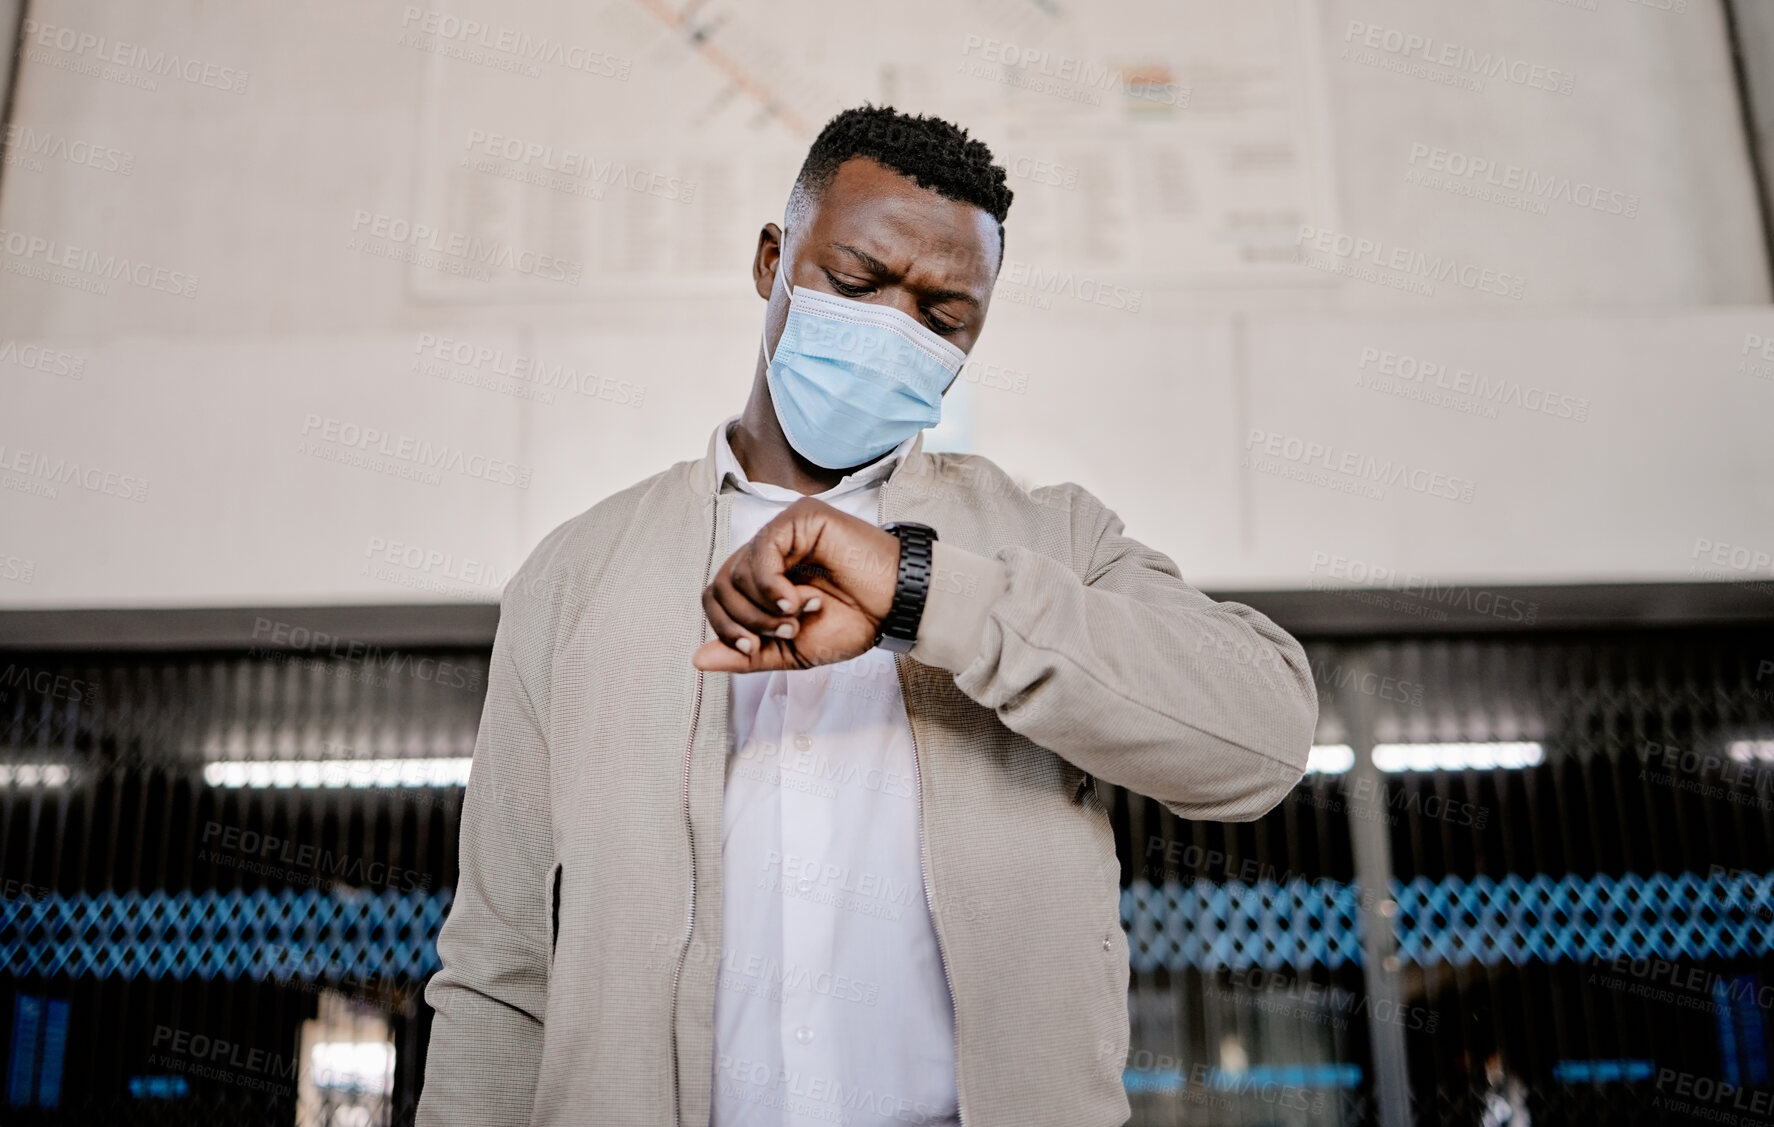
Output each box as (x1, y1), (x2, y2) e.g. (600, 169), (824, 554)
(763, 282), (967, 470)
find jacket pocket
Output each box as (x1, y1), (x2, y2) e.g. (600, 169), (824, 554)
(1060, 758), (1097, 806)
(548, 861), (563, 966)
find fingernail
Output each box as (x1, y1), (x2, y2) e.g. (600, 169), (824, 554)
(805, 597), (821, 613)
(777, 598), (794, 613)
(737, 637), (754, 654)
(775, 623), (796, 639)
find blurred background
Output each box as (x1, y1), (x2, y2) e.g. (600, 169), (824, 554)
(0, 0), (1772, 1123)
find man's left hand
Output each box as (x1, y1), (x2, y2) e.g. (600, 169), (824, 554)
(692, 496), (903, 672)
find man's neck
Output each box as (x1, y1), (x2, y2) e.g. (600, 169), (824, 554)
(731, 381), (854, 497)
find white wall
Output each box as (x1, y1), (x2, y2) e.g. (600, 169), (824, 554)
(2, 0), (1771, 609)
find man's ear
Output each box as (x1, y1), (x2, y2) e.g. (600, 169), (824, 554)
(753, 223), (784, 300)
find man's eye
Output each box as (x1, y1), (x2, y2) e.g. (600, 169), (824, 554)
(924, 312), (962, 336)
(827, 275), (872, 296)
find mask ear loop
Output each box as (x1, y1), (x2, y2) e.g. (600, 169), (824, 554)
(760, 255), (793, 368)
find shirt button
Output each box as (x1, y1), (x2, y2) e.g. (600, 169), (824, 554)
(794, 733), (812, 752)
(795, 1026), (815, 1045)
(1103, 936), (1113, 951)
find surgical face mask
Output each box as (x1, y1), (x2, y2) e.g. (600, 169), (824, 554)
(763, 281), (967, 470)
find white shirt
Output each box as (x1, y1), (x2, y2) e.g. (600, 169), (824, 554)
(710, 417), (960, 1127)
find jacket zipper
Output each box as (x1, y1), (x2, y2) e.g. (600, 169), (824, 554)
(670, 500), (721, 1127)
(880, 485), (967, 1127)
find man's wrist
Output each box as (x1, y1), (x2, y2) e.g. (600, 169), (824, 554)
(854, 523), (902, 623)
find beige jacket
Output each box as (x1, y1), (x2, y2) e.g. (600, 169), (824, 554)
(418, 423), (1318, 1127)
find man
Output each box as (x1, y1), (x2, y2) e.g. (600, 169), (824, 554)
(418, 105), (1317, 1127)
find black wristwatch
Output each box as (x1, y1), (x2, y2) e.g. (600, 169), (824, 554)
(874, 522), (938, 654)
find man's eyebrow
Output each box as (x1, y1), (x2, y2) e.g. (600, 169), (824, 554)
(829, 243), (981, 308)
(919, 285), (979, 308)
(831, 243), (893, 275)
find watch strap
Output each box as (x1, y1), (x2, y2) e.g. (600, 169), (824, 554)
(875, 522), (938, 653)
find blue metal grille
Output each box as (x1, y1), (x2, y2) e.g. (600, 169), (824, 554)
(1122, 877), (1365, 972)
(1124, 870), (1774, 971)
(0, 889), (450, 981)
(1391, 871), (1774, 967)
(8, 868), (1767, 983)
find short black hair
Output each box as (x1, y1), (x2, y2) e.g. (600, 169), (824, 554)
(787, 104), (1013, 253)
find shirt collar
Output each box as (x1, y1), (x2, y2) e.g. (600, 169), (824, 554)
(714, 414), (917, 503)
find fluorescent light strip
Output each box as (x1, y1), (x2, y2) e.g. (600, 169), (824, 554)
(202, 758), (472, 789)
(0, 764), (73, 787)
(1306, 742), (1544, 774)
(1306, 745), (1355, 774)
(1373, 741), (1543, 772)
(1729, 740), (1774, 763)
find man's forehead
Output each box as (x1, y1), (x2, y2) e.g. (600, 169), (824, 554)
(809, 159), (999, 272)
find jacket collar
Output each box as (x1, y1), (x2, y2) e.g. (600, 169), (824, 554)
(694, 416), (928, 496)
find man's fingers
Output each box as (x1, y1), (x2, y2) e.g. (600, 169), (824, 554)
(759, 564), (806, 618)
(692, 637), (756, 672)
(792, 584), (825, 614)
(731, 531), (807, 620)
(701, 587), (760, 655)
(690, 637), (803, 673)
(695, 500), (852, 671)
(713, 578), (799, 641)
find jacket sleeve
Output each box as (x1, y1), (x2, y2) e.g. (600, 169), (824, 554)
(418, 582), (556, 1126)
(907, 484), (1317, 821)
